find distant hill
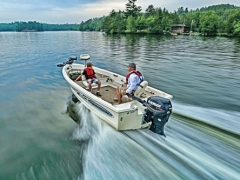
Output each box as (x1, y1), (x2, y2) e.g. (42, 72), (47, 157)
(199, 4), (239, 12)
(0, 21), (80, 32)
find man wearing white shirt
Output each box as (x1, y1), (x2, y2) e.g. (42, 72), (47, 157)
(116, 63), (144, 104)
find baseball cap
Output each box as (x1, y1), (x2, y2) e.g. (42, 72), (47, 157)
(128, 63), (136, 69)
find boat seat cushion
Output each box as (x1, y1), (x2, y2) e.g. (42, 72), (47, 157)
(134, 81), (148, 97)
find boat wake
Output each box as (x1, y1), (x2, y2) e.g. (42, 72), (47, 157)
(71, 103), (178, 179)
(172, 101), (240, 136)
(68, 100), (240, 180)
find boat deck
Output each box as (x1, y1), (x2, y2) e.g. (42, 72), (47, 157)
(75, 81), (133, 105)
(69, 70), (159, 105)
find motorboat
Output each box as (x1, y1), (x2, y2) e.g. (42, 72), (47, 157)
(57, 54), (173, 136)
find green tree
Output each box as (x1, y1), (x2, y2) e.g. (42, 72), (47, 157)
(161, 9), (172, 32)
(115, 11), (126, 33)
(226, 8), (240, 34)
(125, 0), (142, 17)
(151, 8), (163, 33)
(185, 11), (201, 31)
(200, 11), (219, 36)
(177, 7), (185, 14)
(136, 15), (147, 31)
(169, 11), (180, 24)
(102, 16), (112, 33)
(146, 16), (155, 32)
(233, 21), (240, 36)
(145, 5), (155, 17)
(126, 15), (136, 32)
(102, 10), (117, 33)
(162, 16), (173, 33)
(102, 10), (125, 33)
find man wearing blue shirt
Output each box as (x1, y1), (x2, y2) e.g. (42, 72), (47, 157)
(116, 63), (144, 104)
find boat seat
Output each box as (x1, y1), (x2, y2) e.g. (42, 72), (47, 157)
(134, 80), (148, 97)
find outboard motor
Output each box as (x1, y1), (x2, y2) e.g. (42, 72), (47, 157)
(143, 96), (172, 136)
(127, 94), (172, 136)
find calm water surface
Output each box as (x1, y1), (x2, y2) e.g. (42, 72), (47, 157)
(0, 32), (240, 179)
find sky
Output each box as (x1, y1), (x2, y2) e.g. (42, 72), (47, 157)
(0, 0), (239, 24)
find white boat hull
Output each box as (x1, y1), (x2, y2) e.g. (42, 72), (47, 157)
(62, 63), (173, 131)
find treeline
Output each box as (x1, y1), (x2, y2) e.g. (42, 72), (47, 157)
(43, 23), (79, 31)
(176, 5), (240, 36)
(0, 21), (80, 31)
(0, 22), (18, 31)
(16, 21), (43, 31)
(80, 0), (240, 36)
(79, 17), (104, 31)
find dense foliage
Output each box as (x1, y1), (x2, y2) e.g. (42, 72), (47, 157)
(78, 17), (104, 31)
(0, 22), (19, 31)
(177, 4), (240, 36)
(100, 1), (240, 36)
(16, 21), (44, 31)
(43, 23), (79, 31)
(0, 21), (79, 32)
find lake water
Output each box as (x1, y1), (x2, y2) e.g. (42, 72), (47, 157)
(0, 32), (240, 179)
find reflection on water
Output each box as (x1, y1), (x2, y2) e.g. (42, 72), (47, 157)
(0, 32), (240, 179)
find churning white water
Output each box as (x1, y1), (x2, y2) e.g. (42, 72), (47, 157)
(71, 102), (240, 180)
(72, 103), (179, 180)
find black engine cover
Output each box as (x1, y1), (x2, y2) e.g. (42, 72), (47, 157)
(147, 96), (172, 112)
(146, 96), (172, 136)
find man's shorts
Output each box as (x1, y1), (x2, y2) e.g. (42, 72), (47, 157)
(87, 78), (99, 84)
(119, 84), (127, 95)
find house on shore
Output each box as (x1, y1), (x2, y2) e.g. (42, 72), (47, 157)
(172, 24), (189, 34)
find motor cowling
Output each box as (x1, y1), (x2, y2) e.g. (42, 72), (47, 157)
(143, 96), (172, 136)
